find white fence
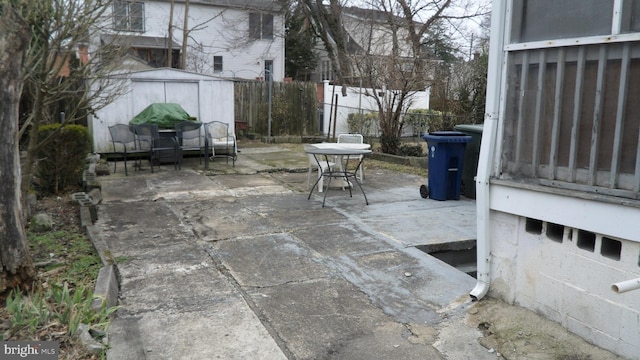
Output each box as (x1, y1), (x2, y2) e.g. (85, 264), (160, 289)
(321, 81), (430, 137)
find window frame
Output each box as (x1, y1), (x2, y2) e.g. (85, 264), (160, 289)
(113, 1), (145, 33)
(264, 60), (273, 82)
(249, 12), (274, 40)
(213, 56), (223, 73)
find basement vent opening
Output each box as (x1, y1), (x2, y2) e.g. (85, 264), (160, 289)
(525, 218), (543, 234)
(546, 222), (564, 243)
(601, 237), (621, 261)
(577, 230), (596, 252)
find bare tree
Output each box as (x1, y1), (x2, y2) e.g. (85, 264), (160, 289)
(168, 0), (175, 68)
(0, 4), (35, 292)
(0, 0), (128, 289)
(303, 0), (488, 153)
(299, 0), (352, 83)
(17, 0), (128, 204)
(180, 0), (190, 69)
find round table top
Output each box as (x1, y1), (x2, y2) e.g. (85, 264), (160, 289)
(309, 142), (371, 150)
(305, 146), (372, 156)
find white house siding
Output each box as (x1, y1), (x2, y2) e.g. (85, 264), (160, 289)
(478, 1), (640, 358)
(97, 0), (285, 81)
(91, 68), (234, 153)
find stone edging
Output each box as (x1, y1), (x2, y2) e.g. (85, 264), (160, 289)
(73, 155), (120, 313)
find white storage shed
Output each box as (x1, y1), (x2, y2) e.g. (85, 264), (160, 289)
(91, 68), (234, 153)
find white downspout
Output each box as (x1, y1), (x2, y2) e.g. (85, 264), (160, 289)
(470, 0), (507, 301)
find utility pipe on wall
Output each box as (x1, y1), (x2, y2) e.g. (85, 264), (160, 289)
(469, 0), (507, 301)
(611, 278), (640, 294)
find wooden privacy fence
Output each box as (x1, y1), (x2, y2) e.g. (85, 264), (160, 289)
(234, 80), (318, 137)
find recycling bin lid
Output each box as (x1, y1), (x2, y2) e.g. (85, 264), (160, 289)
(454, 124), (484, 133)
(422, 131), (472, 143)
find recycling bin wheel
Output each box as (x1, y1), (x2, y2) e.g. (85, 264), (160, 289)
(420, 184), (429, 199)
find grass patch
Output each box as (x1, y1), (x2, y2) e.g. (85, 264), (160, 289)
(29, 230), (101, 284)
(1, 193), (115, 359)
(277, 142), (427, 176)
(366, 158), (426, 176)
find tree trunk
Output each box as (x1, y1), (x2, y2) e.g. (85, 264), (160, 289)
(301, 0), (351, 84)
(180, 0), (190, 69)
(167, 0), (175, 68)
(0, 6), (36, 292)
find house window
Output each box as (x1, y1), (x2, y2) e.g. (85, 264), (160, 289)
(249, 12), (274, 40)
(264, 60), (273, 82)
(114, 1), (144, 32)
(213, 56), (223, 72)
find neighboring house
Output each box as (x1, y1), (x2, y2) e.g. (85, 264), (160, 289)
(311, 6), (422, 83)
(96, 0), (285, 81)
(474, 1), (640, 358)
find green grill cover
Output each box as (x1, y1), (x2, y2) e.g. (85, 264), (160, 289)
(129, 103), (197, 129)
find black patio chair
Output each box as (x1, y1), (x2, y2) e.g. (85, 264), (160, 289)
(132, 124), (179, 173)
(174, 121), (203, 169)
(108, 124), (150, 176)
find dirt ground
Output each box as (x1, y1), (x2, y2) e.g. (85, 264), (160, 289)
(469, 298), (624, 360)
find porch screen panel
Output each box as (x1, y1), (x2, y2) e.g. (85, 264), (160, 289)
(501, 42), (640, 195)
(623, 58), (640, 176)
(512, 0), (613, 43)
(631, 0), (640, 32)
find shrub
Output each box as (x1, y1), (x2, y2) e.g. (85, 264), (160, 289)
(405, 109), (472, 133)
(36, 124), (91, 194)
(398, 144), (423, 157)
(380, 133), (401, 155)
(404, 108), (433, 135)
(347, 112), (377, 135)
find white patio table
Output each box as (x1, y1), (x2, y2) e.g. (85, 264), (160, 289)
(305, 143), (372, 207)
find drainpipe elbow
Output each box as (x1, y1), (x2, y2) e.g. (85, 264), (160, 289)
(470, 273), (490, 301)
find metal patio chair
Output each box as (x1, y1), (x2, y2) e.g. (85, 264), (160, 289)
(204, 121), (237, 169)
(132, 124), (179, 173)
(337, 133), (365, 181)
(305, 146), (336, 193)
(108, 124), (149, 176)
(174, 121), (203, 169)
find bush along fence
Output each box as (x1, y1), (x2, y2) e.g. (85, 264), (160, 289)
(348, 108), (479, 137)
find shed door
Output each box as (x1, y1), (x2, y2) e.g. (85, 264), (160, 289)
(131, 80), (201, 120)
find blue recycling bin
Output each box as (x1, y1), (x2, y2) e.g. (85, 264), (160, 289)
(421, 131), (472, 200)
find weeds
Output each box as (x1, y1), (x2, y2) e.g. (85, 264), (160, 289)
(4, 284), (117, 340)
(1, 193), (115, 359)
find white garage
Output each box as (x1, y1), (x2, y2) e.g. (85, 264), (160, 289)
(90, 68), (234, 153)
